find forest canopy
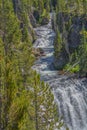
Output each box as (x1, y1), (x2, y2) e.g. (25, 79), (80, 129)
(0, 0), (65, 130)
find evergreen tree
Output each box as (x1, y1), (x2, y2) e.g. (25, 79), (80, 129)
(0, 0), (66, 130)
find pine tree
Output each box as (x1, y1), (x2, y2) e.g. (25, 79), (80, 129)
(0, 1), (67, 130)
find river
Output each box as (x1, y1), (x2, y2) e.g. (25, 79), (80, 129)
(32, 14), (87, 130)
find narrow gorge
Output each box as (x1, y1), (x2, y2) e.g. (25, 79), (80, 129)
(0, 1), (87, 130)
(32, 14), (87, 130)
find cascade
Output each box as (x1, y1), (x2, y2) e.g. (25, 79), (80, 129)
(32, 14), (87, 130)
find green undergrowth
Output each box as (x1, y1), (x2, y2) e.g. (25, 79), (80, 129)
(64, 63), (80, 73)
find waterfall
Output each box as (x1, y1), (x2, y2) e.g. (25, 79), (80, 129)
(32, 14), (87, 130)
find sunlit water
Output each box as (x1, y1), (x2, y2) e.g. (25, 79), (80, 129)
(32, 14), (87, 130)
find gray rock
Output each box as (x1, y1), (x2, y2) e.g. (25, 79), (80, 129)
(54, 49), (69, 70)
(68, 24), (81, 51)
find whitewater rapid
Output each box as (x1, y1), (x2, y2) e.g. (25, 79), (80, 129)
(32, 15), (87, 130)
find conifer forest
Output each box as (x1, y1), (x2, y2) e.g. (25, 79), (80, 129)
(0, 0), (87, 130)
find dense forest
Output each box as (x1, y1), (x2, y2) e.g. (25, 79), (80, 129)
(0, 0), (87, 130)
(0, 0), (66, 130)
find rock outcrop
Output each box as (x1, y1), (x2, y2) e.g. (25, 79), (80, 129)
(54, 12), (87, 69)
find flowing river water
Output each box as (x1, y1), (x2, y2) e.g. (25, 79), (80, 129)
(32, 14), (87, 130)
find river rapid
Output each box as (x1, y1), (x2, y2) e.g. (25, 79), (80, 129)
(32, 14), (87, 130)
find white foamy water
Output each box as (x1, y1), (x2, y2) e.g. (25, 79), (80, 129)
(32, 14), (87, 130)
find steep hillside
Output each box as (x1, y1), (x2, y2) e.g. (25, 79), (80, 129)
(53, 0), (87, 76)
(0, 1), (65, 130)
